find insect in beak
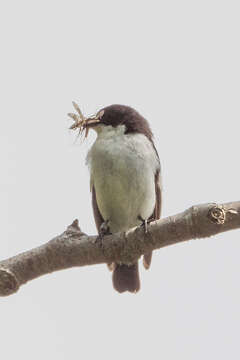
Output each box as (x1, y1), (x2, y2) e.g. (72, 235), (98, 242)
(68, 102), (104, 138)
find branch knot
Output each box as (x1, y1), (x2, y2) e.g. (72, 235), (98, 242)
(208, 204), (238, 225)
(0, 268), (19, 296)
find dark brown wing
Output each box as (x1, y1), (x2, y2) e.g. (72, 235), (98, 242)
(143, 169), (162, 269)
(92, 185), (115, 271)
(154, 169), (162, 219)
(92, 185), (104, 233)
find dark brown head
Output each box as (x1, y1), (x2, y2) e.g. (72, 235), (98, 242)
(69, 103), (153, 141)
(98, 104), (153, 141)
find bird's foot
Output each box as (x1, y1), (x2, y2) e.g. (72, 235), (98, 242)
(138, 216), (155, 233)
(95, 220), (112, 246)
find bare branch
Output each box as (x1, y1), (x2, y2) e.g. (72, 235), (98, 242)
(0, 201), (239, 296)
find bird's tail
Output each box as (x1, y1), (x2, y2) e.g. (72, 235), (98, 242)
(112, 262), (140, 293)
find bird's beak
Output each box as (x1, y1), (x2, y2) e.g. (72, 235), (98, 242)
(68, 116), (101, 131)
(69, 117), (101, 138)
(68, 102), (104, 138)
(83, 117), (101, 129)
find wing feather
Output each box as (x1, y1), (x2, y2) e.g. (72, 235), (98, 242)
(143, 167), (162, 269)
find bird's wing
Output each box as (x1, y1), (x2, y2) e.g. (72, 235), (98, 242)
(91, 184), (104, 233)
(143, 168), (162, 269)
(154, 168), (162, 220)
(92, 185), (115, 271)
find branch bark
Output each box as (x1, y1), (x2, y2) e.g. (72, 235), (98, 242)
(0, 201), (239, 296)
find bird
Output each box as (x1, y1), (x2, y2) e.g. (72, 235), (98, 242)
(69, 103), (162, 293)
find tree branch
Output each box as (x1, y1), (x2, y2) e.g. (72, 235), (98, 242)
(0, 201), (239, 296)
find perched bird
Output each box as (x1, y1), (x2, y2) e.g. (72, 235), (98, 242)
(69, 103), (162, 293)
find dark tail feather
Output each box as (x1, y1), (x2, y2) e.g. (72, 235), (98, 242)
(112, 263), (140, 293)
(143, 251), (152, 270)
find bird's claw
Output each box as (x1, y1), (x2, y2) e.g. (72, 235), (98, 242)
(95, 220), (111, 247)
(138, 216), (154, 233)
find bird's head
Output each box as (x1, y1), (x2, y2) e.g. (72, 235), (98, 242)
(68, 103), (153, 141)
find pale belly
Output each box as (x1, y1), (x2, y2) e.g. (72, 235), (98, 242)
(88, 133), (158, 233)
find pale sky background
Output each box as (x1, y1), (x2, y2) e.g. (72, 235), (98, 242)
(0, 0), (240, 359)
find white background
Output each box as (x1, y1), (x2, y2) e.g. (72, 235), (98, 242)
(0, 1), (240, 359)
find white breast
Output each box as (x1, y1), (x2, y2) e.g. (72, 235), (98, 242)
(86, 125), (160, 233)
